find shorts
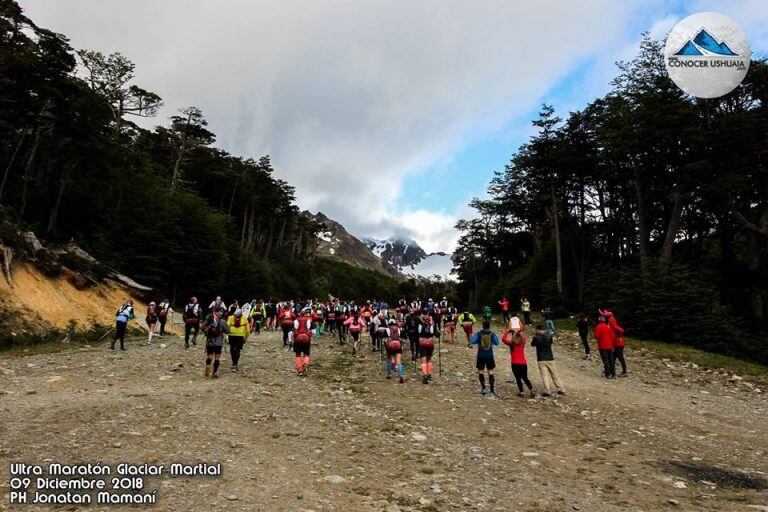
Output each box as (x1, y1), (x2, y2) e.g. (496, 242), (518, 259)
(419, 345), (434, 358)
(293, 342), (311, 355)
(386, 348), (403, 357)
(146, 315), (158, 324)
(206, 345), (223, 355)
(476, 357), (496, 370)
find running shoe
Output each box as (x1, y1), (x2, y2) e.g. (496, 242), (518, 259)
(481, 388), (487, 397)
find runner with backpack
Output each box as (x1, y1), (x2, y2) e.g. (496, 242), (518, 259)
(203, 311), (229, 379)
(385, 319), (405, 384)
(344, 310), (366, 355)
(502, 328), (535, 398)
(111, 299), (134, 351)
(443, 304), (457, 343)
(293, 310), (314, 376)
(405, 308), (421, 362)
(227, 309), (250, 372)
(418, 310), (436, 384)
(470, 320), (500, 398)
(458, 310), (476, 347)
(146, 301), (159, 345)
(336, 300), (348, 345)
(278, 304), (296, 347)
(157, 298), (172, 336)
(182, 297), (202, 349)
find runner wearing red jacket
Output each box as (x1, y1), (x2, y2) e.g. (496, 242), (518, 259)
(498, 297), (511, 323)
(594, 316), (615, 379)
(606, 311), (628, 377)
(502, 330), (534, 397)
(278, 305), (296, 347)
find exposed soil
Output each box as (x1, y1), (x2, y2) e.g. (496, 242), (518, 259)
(2, 325), (767, 511)
(0, 262), (148, 330)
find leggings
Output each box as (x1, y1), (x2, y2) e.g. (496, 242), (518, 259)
(184, 322), (199, 346)
(113, 321), (127, 348)
(599, 348), (615, 378)
(229, 336), (244, 366)
(511, 364), (533, 392)
(579, 332), (590, 355)
(408, 332), (419, 359)
(614, 346), (627, 374)
(281, 324), (292, 345)
(336, 319), (346, 342)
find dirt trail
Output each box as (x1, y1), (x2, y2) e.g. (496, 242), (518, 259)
(2, 324), (767, 511)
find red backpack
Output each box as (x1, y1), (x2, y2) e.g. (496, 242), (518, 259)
(294, 319), (312, 344)
(386, 328), (402, 351)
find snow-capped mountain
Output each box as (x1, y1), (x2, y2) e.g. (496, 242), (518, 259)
(307, 212), (455, 280)
(362, 237), (454, 279)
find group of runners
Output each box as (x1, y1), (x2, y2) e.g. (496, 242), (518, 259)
(111, 295), (629, 396)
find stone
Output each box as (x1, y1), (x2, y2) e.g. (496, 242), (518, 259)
(411, 433), (427, 442)
(672, 481), (687, 489)
(324, 475), (347, 484)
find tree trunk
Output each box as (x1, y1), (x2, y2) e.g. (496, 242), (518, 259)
(18, 126), (42, 222)
(660, 187), (684, 267)
(634, 170), (648, 272)
(551, 183), (563, 295)
(47, 163), (73, 234)
(0, 130), (25, 204)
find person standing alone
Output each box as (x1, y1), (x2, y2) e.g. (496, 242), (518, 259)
(531, 325), (565, 397)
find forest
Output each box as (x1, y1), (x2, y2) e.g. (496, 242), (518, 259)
(0, 0), (447, 304)
(454, 36), (768, 363)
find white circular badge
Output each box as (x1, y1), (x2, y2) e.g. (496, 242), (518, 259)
(664, 12), (750, 99)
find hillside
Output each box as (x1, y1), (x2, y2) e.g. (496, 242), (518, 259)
(309, 212), (401, 278)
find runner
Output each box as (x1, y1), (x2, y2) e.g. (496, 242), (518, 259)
(542, 307), (556, 336)
(293, 310), (313, 376)
(601, 309), (628, 377)
(157, 298), (172, 336)
(203, 311), (229, 379)
(576, 313), (591, 359)
(336, 300), (348, 345)
(444, 304), (457, 343)
(482, 304), (493, 323)
(498, 296), (510, 324)
(344, 310), (366, 355)
(278, 304), (295, 347)
(385, 319), (405, 384)
(531, 324), (565, 396)
(250, 300), (265, 335)
(502, 329), (535, 397)
(508, 311), (524, 333)
(470, 320), (500, 398)
(209, 296), (228, 318)
(227, 300), (239, 317)
(594, 315), (615, 379)
(265, 300), (277, 331)
(145, 301), (159, 345)
(458, 310), (476, 347)
(182, 297), (202, 349)
(227, 308), (250, 372)
(520, 297), (532, 325)
(405, 308), (421, 361)
(111, 299), (134, 351)
(326, 303), (337, 337)
(373, 312), (388, 352)
(417, 310), (436, 384)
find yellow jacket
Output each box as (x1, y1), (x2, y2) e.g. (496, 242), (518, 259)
(228, 316), (250, 338)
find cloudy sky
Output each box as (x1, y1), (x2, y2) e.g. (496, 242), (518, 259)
(20, 0), (768, 253)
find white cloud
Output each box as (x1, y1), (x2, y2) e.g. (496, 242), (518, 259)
(22, 0), (682, 253)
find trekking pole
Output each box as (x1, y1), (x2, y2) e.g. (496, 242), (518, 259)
(438, 330), (443, 377)
(96, 327), (115, 343)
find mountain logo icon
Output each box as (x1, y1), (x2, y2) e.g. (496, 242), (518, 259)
(673, 28), (739, 56)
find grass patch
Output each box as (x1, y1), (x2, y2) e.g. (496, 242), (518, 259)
(630, 337), (768, 380)
(490, 318), (768, 380)
(420, 467), (435, 475)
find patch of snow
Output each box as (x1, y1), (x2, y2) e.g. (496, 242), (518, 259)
(317, 230), (333, 243)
